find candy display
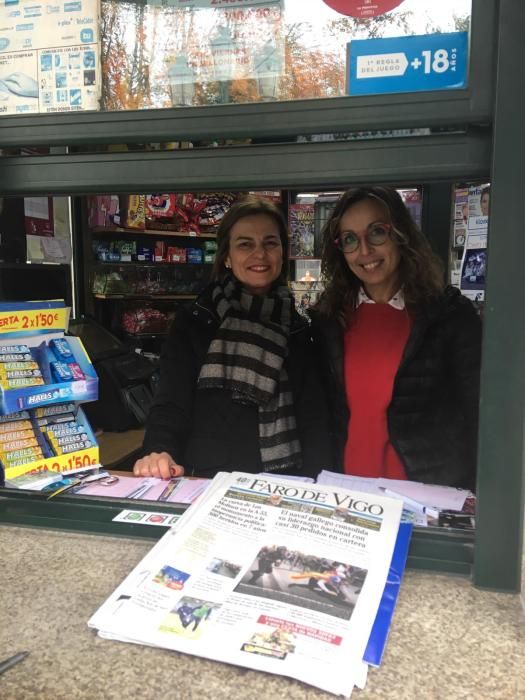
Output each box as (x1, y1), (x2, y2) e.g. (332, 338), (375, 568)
(120, 305), (176, 336)
(49, 338), (74, 361)
(87, 195), (120, 229)
(0, 401), (98, 477)
(186, 247), (204, 264)
(0, 344), (43, 391)
(92, 264), (211, 296)
(0, 301), (98, 417)
(89, 191), (240, 236)
(197, 192), (238, 232)
(0, 300), (99, 484)
(145, 194), (177, 219)
(166, 247), (187, 263)
(121, 195), (146, 230)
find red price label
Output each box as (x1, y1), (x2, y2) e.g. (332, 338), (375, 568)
(322, 0), (404, 18)
(21, 312), (60, 329)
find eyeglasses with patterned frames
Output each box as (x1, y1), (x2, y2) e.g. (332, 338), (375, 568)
(334, 222), (392, 254)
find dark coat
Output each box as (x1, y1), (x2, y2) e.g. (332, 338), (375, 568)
(310, 287), (482, 489)
(143, 286), (333, 478)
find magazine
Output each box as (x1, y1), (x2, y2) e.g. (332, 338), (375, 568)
(70, 474), (209, 504)
(89, 471), (404, 697)
(289, 203), (315, 257)
(363, 518), (412, 666)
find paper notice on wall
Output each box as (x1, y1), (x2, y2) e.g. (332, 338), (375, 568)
(0, 0), (100, 115)
(41, 236), (72, 263)
(26, 235), (72, 264)
(24, 197), (54, 236)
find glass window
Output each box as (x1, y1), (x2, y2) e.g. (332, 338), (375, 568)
(0, 0), (472, 117)
(100, 0), (471, 110)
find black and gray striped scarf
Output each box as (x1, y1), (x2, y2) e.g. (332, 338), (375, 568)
(197, 275), (302, 473)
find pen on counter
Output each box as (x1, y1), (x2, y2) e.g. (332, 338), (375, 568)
(0, 651), (30, 675)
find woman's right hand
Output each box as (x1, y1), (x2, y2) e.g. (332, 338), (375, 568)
(133, 452), (184, 480)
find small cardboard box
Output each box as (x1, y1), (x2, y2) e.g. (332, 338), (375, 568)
(0, 301), (98, 415)
(3, 405), (99, 480)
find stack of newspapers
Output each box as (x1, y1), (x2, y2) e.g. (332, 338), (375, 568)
(89, 471), (412, 698)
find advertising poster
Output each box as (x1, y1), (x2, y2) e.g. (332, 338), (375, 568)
(24, 197), (54, 236)
(348, 32), (468, 96)
(467, 183), (491, 218)
(0, 0), (100, 115)
(289, 204), (315, 258)
(39, 45), (98, 112)
(460, 214), (488, 302)
(322, 1), (404, 18)
(0, 50), (38, 114)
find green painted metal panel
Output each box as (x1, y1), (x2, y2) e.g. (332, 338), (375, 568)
(0, 133), (490, 196)
(0, 489), (183, 541)
(0, 95), (484, 148)
(473, 0), (525, 592)
(0, 489), (474, 575)
(421, 184), (455, 271)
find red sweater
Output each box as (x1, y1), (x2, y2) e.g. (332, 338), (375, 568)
(343, 303), (412, 479)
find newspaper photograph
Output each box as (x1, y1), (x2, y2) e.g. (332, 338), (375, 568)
(89, 471), (403, 697)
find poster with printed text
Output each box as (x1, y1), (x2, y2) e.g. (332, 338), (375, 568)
(0, 0), (100, 115)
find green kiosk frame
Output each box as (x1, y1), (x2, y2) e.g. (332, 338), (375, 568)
(0, 0), (523, 591)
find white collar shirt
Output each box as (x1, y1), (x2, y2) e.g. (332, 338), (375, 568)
(356, 287), (406, 310)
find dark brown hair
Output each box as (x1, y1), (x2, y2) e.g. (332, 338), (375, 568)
(211, 195), (289, 284)
(318, 186), (444, 321)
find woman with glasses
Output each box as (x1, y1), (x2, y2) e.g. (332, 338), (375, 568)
(133, 196), (332, 480)
(310, 186), (481, 489)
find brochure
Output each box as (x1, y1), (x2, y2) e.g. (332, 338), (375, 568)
(89, 471), (404, 697)
(317, 470), (474, 527)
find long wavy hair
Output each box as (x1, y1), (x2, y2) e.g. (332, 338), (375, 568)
(317, 186), (444, 322)
(211, 195), (289, 285)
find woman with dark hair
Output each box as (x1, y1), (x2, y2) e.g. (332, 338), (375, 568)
(134, 196), (331, 480)
(311, 186), (481, 489)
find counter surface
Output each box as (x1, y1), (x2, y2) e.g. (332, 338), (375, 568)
(0, 525), (523, 700)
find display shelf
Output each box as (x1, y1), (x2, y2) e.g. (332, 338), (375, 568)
(91, 226), (217, 239)
(93, 261), (212, 267)
(122, 332), (168, 339)
(94, 293), (198, 300)
(0, 134), (491, 195)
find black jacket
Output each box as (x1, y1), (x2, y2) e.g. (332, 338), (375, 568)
(310, 287), (481, 489)
(143, 286), (333, 478)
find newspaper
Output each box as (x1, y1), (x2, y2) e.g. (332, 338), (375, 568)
(89, 471), (403, 697)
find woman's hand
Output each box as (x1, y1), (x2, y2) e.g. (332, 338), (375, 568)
(133, 452), (184, 479)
